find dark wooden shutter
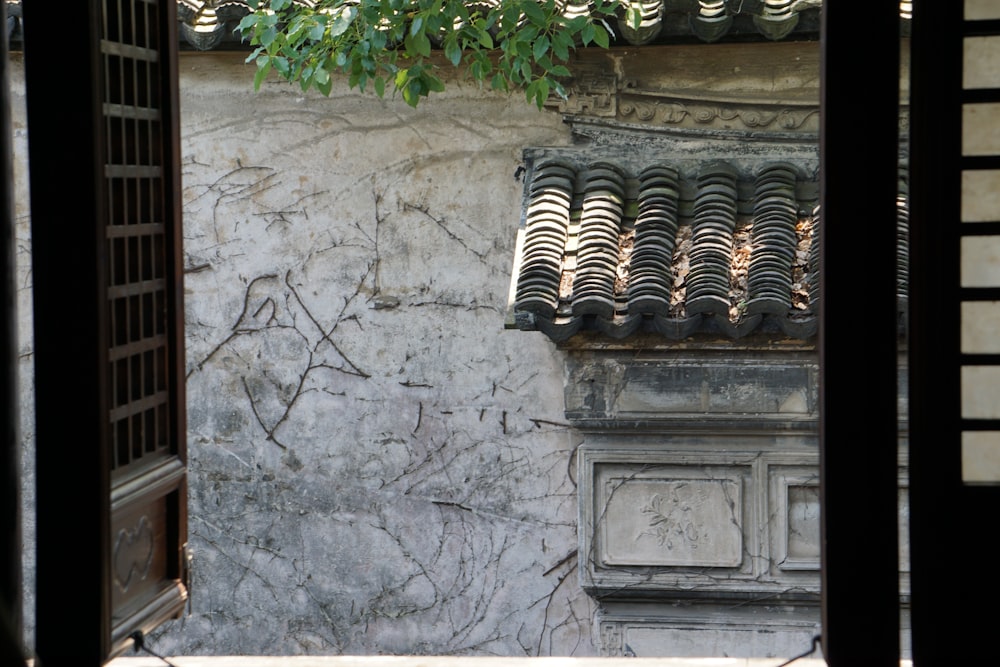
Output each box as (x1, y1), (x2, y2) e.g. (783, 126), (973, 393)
(23, 1), (187, 664)
(908, 3), (1000, 663)
(819, 3), (901, 663)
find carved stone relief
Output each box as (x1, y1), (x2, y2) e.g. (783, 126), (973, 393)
(767, 467), (821, 573)
(548, 42), (824, 136)
(579, 442), (821, 595)
(618, 97), (818, 132)
(601, 476), (743, 567)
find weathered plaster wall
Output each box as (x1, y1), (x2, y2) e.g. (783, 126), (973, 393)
(13, 52), (597, 655)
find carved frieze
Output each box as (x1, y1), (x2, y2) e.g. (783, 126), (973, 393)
(619, 97), (819, 132)
(549, 42), (826, 136)
(557, 74), (618, 118)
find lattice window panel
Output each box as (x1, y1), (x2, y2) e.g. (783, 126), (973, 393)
(102, 0), (172, 472)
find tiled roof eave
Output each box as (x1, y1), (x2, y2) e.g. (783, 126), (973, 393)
(5, 0), (842, 51)
(506, 149), (912, 345)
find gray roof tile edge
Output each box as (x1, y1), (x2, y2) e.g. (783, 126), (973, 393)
(506, 151), (909, 344)
(5, 0), (834, 51)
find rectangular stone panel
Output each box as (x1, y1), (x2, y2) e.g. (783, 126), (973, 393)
(967, 0), (1000, 20)
(965, 37), (1000, 89)
(963, 103), (1000, 156)
(600, 476), (743, 567)
(615, 364), (812, 416)
(962, 170), (1000, 222)
(580, 445), (825, 596)
(785, 484), (820, 565)
(961, 366), (1000, 418)
(768, 467), (820, 572)
(962, 302), (1000, 353)
(961, 236), (1000, 287)
(963, 431), (1000, 483)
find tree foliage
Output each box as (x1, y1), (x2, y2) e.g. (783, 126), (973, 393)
(239, 0), (637, 108)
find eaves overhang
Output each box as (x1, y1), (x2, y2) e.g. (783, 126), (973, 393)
(7, 0), (874, 51)
(505, 131), (910, 344)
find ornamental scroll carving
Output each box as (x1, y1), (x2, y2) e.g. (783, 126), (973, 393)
(619, 98), (819, 131)
(549, 42), (822, 135)
(113, 515), (155, 592)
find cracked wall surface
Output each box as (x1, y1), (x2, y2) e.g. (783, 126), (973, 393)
(12, 52), (598, 656)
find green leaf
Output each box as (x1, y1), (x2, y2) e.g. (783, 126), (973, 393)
(532, 34), (549, 61)
(272, 56), (290, 76)
(329, 7), (357, 38)
(444, 38), (462, 67)
(593, 23), (610, 48)
(374, 75), (386, 97)
(524, 79), (539, 105)
(551, 30), (571, 60)
(424, 72), (445, 92)
(625, 7), (641, 31)
(261, 25), (278, 48)
(410, 16), (424, 37)
(395, 67), (410, 89)
(316, 73), (334, 96)
(549, 64), (571, 77)
(237, 14), (259, 34)
(403, 79), (424, 107)
(308, 20), (327, 41)
(253, 59), (272, 90)
(519, 58), (532, 82)
(580, 21), (594, 45)
(521, 1), (546, 26)
(404, 30), (432, 58)
(536, 77), (550, 105)
(245, 46), (264, 64)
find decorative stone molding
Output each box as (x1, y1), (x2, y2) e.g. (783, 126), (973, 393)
(579, 442), (821, 597)
(596, 602), (823, 658)
(547, 42), (823, 136)
(618, 97), (819, 132)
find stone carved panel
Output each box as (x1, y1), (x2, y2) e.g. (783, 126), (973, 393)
(768, 468), (821, 572)
(618, 97), (819, 133)
(600, 476), (742, 567)
(565, 353), (818, 429)
(786, 485), (820, 564)
(580, 444), (825, 596)
(596, 602), (822, 658)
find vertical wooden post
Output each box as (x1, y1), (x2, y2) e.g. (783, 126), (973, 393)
(819, 2), (901, 663)
(23, 1), (111, 665)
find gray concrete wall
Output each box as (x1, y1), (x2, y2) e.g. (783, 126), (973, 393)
(13, 52), (595, 656)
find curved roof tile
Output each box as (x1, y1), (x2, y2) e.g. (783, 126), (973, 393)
(4, 0), (837, 50)
(506, 153), (910, 343)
